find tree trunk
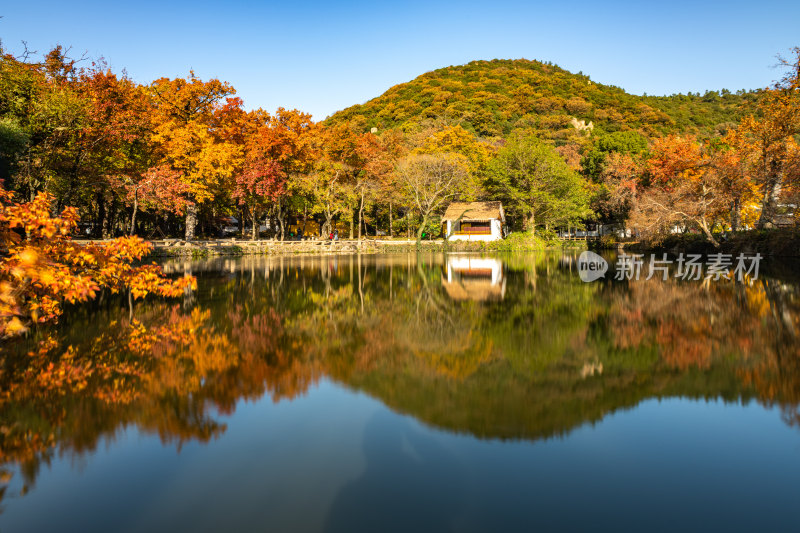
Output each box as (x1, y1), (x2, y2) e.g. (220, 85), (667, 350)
(185, 202), (198, 241)
(349, 210), (354, 239)
(416, 212), (428, 246)
(358, 190), (364, 241)
(95, 191), (105, 238)
(756, 158), (784, 229)
(323, 212), (333, 238)
(109, 198), (117, 237)
(129, 191), (138, 236)
(699, 220), (720, 247)
(252, 208), (258, 241)
(102, 190), (113, 239)
(730, 197), (741, 231)
(357, 252), (364, 313)
(276, 200), (285, 241)
(389, 201), (393, 237)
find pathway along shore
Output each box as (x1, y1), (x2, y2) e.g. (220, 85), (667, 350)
(73, 238), (452, 256)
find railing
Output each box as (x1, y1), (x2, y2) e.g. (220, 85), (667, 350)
(72, 238), (451, 247)
(558, 235), (600, 241)
(453, 228), (492, 235)
(454, 268), (494, 277)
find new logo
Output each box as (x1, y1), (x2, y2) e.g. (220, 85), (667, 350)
(577, 251), (608, 282)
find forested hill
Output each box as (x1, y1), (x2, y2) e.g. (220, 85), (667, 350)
(326, 59), (758, 139)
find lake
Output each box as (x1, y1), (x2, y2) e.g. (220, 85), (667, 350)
(1, 251), (799, 532)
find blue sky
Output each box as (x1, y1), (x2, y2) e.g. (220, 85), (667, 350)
(1, 1), (798, 120)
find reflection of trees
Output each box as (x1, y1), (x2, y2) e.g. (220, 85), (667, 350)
(0, 299), (306, 502)
(599, 275), (800, 425)
(402, 257), (496, 380)
(2, 253), (800, 507)
(738, 279), (800, 427)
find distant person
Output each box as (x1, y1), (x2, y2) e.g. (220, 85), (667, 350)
(334, 230), (339, 241)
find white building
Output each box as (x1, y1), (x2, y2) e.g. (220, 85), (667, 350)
(442, 201), (506, 241)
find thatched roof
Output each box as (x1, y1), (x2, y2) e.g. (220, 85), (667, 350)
(442, 201), (504, 222)
(441, 278), (505, 301)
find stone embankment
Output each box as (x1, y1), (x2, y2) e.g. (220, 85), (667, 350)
(132, 238), (444, 256)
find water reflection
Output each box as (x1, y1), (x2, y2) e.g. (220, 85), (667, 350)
(1, 251), (800, 513)
(442, 256), (506, 301)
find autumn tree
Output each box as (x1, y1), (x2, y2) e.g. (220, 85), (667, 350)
(592, 152), (641, 228)
(708, 133), (760, 231)
(414, 124), (495, 176)
(738, 47), (800, 229)
(149, 72), (240, 240)
(397, 152), (477, 244)
(293, 123), (360, 237)
(77, 64), (170, 236)
(297, 159), (355, 238)
(395, 123), (492, 240)
(631, 135), (727, 245)
(259, 108), (315, 240)
(371, 129), (406, 237)
(353, 130), (401, 240)
(233, 144), (284, 239)
(0, 184), (195, 337)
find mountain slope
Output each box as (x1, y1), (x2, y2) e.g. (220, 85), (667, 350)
(327, 59), (757, 139)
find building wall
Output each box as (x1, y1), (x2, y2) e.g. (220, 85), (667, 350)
(491, 219), (503, 239)
(447, 218), (503, 241)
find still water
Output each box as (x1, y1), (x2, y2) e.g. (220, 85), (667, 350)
(1, 252), (799, 532)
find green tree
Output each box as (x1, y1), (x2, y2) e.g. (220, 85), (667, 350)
(487, 135), (592, 232)
(580, 131), (648, 181)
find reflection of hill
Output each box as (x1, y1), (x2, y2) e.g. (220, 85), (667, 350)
(335, 263), (767, 440)
(342, 362), (750, 441)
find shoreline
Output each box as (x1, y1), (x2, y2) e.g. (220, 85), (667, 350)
(597, 229), (800, 258)
(70, 237), (589, 257)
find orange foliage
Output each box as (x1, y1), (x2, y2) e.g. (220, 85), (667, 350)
(0, 185), (195, 337)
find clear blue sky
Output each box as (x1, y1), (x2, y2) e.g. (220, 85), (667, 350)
(2, 1), (798, 120)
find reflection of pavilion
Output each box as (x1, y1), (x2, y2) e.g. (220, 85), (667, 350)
(441, 257), (506, 301)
